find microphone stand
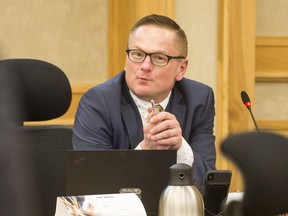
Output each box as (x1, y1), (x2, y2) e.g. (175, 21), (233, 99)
(246, 106), (260, 132)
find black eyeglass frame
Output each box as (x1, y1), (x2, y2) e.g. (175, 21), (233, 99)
(126, 49), (186, 67)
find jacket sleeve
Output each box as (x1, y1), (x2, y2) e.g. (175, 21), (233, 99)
(189, 87), (216, 193)
(72, 87), (114, 150)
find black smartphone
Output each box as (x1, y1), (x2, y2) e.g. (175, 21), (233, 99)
(203, 170), (232, 216)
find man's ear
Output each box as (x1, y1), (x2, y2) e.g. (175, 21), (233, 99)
(176, 59), (188, 81)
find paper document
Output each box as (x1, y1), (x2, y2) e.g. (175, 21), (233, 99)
(226, 192), (244, 205)
(56, 193), (147, 216)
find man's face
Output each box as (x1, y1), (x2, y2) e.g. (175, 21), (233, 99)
(125, 25), (188, 103)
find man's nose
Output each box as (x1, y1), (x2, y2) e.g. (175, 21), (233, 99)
(141, 55), (153, 69)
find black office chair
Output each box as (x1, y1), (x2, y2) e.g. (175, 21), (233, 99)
(0, 59), (73, 216)
(0, 63), (43, 216)
(221, 131), (288, 216)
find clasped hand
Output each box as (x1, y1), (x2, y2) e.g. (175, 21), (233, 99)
(140, 107), (182, 150)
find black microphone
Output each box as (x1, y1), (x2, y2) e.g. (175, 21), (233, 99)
(241, 91), (260, 132)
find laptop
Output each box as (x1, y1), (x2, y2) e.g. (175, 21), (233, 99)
(66, 149), (177, 216)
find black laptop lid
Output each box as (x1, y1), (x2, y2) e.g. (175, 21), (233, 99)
(66, 149), (177, 215)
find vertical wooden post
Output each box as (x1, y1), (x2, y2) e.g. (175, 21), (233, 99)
(217, 0), (256, 191)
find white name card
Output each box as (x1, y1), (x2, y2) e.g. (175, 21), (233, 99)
(55, 193), (147, 216)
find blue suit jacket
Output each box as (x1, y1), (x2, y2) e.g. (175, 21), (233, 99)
(73, 71), (216, 191)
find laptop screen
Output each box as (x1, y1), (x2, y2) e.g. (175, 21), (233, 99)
(66, 149), (177, 215)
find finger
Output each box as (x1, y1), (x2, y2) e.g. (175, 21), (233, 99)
(155, 144), (171, 150)
(145, 114), (152, 123)
(151, 127), (181, 148)
(149, 111), (168, 124)
(150, 125), (179, 138)
(154, 128), (178, 138)
(171, 128), (177, 137)
(150, 116), (180, 134)
(156, 137), (182, 149)
(146, 108), (158, 123)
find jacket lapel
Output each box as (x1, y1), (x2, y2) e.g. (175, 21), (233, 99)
(167, 87), (187, 129)
(121, 84), (144, 149)
(121, 104), (143, 149)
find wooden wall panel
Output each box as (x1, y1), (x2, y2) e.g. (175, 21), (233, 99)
(258, 120), (288, 136)
(217, 0), (256, 192)
(255, 36), (288, 138)
(256, 36), (288, 82)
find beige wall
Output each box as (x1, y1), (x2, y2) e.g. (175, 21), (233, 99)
(0, 0), (108, 85)
(255, 0), (288, 120)
(256, 0), (288, 36)
(175, 0), (218, 91)
(255, 83), (288, 120)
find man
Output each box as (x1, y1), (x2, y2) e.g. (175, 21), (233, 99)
(73, 14), (216, 192)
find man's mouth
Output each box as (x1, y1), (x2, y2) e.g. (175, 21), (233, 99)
(139, 77), (150, 81)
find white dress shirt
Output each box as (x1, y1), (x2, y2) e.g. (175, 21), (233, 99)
(130, 91), (194, 166)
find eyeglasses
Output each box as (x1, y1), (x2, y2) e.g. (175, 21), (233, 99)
(126, 49), (185, 67)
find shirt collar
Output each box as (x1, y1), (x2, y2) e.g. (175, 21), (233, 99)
(130, 90), (171, 110)
(129, 90), (171, 124)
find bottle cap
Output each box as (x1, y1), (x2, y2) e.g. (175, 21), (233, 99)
(168, 163), (194, 186)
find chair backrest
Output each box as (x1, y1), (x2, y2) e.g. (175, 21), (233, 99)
(0, 61), (42, 216)
(0, 58), (73, 216)
(0, 58), (71, 123)
(19, 126), (73, 216)
(221, 131), (288, 216)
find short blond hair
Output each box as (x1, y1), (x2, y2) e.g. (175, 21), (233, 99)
(128, 14), (188, 58)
